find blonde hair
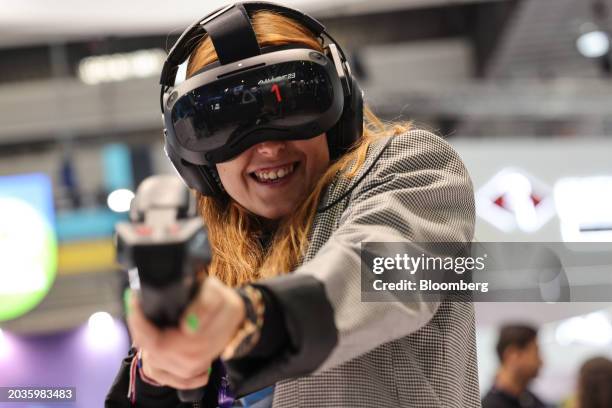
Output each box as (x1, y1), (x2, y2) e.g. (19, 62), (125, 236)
(187, 10), (412, 287)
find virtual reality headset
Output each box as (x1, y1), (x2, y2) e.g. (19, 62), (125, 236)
(160, 2), (363, 197)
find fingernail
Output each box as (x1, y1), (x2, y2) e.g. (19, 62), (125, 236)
(186, 313), (199, 332)
(123, 289), (131, 316)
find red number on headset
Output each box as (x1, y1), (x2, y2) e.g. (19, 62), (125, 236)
(270, 84), (282, 102)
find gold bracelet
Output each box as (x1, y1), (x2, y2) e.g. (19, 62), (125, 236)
(222, 285), (265, 360)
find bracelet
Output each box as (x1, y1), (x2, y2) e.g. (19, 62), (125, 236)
(222, 285), (265, 360)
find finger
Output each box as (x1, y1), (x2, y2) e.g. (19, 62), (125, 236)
(199, 299), (245, 359)
(141, 348), (185, 381)
(140, 348), (181, 382)
(197, 282), (244, 336)
(206, 302), (242, 342)
(180, 279), (224, 335)
(164, 327), (207, 355)
(139, 327), (211, 378)
(164, 330), (218, 378)
(127, 294), (161, 349)
(143, 360), (210, 390)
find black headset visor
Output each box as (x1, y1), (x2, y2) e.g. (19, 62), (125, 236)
(164, 48), (344, 165)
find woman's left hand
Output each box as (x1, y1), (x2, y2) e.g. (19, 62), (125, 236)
(127, 276), (246, 389)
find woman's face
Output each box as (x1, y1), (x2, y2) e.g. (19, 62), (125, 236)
(216, 134), (330, 220)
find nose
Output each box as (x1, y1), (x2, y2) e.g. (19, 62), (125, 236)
(255, 140), (286, 157)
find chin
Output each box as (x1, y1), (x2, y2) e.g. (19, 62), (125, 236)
(257, 205), (293, 220)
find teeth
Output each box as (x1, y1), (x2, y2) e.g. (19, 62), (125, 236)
(254, 163), (295, 182)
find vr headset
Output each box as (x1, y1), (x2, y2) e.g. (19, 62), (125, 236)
(161, 1), (364, 198)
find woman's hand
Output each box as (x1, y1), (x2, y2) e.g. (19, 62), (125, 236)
(127, 276), (246, 390)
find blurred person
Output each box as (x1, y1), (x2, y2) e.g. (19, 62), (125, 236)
(482, 324), (548, 408)
(105, 2), (478, 407)
(574, 356), (612, 408)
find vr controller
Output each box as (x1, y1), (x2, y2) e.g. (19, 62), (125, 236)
(115, 175), (211, 403)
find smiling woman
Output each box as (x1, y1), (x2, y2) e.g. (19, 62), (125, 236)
(216, 135), (329, 221)
(105, 2), (479, 408)
(187, 8), (411, 288)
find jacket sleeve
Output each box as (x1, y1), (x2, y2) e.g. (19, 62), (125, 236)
(225, 129), (476, 393)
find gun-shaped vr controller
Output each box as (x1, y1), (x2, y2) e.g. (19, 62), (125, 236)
(115, 175), (211, 403)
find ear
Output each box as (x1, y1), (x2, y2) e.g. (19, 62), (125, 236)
(502, 345), (521, 365)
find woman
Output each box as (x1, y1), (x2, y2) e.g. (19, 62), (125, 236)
(106, 3), (478, 407)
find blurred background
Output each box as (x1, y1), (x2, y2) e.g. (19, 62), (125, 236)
(1, 0), (611, 406)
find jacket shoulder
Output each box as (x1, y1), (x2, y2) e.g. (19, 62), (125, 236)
(363, 128), (470, 181)
(317, 128), (470, 213)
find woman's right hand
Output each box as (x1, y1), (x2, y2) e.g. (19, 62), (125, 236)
(128, 294), (212, 390)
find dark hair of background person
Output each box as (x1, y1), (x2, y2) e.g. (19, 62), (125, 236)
(578, 356), (612, 408)
(496, 324), (538, 362)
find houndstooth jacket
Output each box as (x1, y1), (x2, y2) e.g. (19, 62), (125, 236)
(236, 128), (481, 408)
(105, 128), (480, 408)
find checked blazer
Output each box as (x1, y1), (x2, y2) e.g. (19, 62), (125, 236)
(264, 128), (480, 408)
(105, 128), (480, 408)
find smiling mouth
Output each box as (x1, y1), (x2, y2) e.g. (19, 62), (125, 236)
(249, 161), (299, 184)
